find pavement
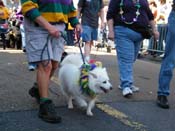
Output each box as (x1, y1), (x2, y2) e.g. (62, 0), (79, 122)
(0, 46), (175, 131)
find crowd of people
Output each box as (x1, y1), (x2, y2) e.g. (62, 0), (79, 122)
(141, 0), (173, 57)
(0, 1), (24, 50)
(0, 0), (174, 124)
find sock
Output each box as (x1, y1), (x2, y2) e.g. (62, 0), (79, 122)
(85, 56), (90, 63)
(40, 97), (50, 103)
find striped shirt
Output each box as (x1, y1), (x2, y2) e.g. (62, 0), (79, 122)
(21, 0), (79, 27)
(0, 6), (9, 20)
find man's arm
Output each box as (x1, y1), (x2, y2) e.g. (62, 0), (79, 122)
(99, 8), (104, 29)
(35, 16), (61, 37)
(21, 0), (60, 37)
(107, 19), (114, 40)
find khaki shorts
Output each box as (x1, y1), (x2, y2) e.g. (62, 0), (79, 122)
(24, 20), (66, 63)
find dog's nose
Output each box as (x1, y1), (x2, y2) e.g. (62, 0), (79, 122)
(110, 86), (113, 90)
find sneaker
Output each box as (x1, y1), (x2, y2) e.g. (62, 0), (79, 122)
(156, 95), (169, 109)
(130, 85), (139, 92)
(28, 64), (36, 71)
(118, 85), (139, 92)
(39, 99), (62, 123)
(28, 83), (40, 103)
(122, 87), (133, 97)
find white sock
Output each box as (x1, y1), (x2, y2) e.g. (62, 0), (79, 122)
(85, 56), (90, 63)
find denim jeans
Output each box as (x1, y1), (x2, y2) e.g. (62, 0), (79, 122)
(114, 26), (143, 89)
(158, 11), (175, 96)
(82, 25), (98, 42)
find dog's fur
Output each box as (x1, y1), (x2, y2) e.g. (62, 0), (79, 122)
(59, 54), (112, 116)
(60, 53), (84, 67)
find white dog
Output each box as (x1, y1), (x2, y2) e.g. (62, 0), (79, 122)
(60, 53), (84, 67)
(59, 54), (112, 116)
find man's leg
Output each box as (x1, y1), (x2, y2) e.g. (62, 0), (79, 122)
(37, 61), (52, 98)
(37, 61), (61, 123)
(157, 11), (175, 109)
(84, 41), (92, 62)
(50, 60), (59, 78)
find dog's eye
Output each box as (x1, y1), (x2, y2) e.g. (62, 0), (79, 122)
(103, 81), (107, 84)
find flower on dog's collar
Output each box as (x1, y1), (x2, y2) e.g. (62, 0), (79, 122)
(79, 63), (100, 98)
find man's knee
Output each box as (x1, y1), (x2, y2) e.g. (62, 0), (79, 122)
(38, 62), (52, 74)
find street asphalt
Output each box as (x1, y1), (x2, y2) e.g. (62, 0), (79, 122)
(0, 46), (175, 131)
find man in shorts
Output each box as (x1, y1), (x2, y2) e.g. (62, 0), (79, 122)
(78, 0), (104, 62)
(21, 0), (81, 123)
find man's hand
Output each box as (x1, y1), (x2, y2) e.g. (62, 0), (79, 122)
(47, 24), (61, 38)
(75, 23), (82, 32)
(35, 16), (61, 37)
(108, 30), (114, 41)
(153, 30), (159, 40)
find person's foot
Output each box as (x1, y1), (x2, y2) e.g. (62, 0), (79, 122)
(118, 85), (139, 92)
(157, 95), (169, 109)
(39, 99), (62, 123)
(28, 64), (36, 71)
(28, 83), (40, 103)
(130, 85), (139, 92)
(122, 87), (133, 98)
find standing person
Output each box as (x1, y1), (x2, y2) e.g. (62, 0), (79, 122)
(107, 0), (159, 97)
(78, 0), (104, 62)
(0, 0), (9, 50)
(21, 0), (81, 123)
(157, 0), (175, 109)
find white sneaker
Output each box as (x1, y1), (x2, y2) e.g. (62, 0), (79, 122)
(122, 87), (133, 97)
(28, 64), (36, 71)
(118, 85), (139, 92)
(131, 85), (139, 92)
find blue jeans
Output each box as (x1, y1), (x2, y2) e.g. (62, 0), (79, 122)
(114, 26), (143, 89)
(158, 11), (175, 96)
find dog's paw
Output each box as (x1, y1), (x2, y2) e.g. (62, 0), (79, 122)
(68, 105), (74, 109)
(86, 111), (93, 116)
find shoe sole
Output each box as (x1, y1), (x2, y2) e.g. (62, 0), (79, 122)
(38, 114), (62, 123)
(157, 102), (169, 109)
(123, 93), (132, 98)
(118, 86), (139, 92)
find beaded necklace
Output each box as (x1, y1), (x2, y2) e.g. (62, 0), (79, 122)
(119, 0), (141, 24)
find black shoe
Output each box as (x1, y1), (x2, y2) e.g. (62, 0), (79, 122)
(38, 100), (62, 123)
(28, 83), (40, 103)
(157, 95), (169, 109)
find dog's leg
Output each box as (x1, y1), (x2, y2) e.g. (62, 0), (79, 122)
(86, 99), (96, 116)
(68, 96), (74, 109)
(75, 97), (87, 109)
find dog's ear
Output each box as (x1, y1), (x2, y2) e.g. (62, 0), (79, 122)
(89, 72), (97, 78)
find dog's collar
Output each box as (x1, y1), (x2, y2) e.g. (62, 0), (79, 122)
(79, 64), (97, 98)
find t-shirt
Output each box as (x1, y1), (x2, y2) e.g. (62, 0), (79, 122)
(78, 0), (104, 28)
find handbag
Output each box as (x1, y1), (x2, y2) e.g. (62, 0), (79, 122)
(137, 25), (153, 39)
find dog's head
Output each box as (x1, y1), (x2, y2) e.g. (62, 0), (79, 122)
(88, 67), (112, 94)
